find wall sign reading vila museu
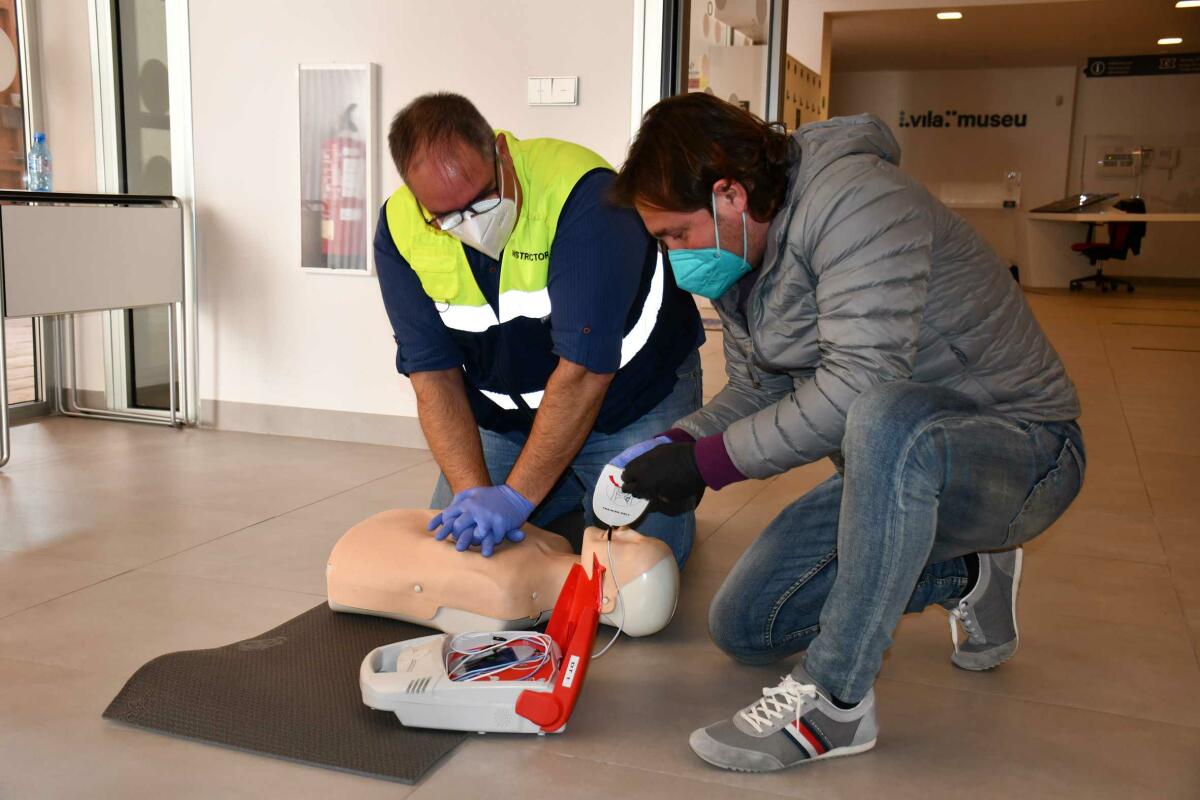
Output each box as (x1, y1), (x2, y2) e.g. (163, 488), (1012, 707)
(898, 109), (1028, 129)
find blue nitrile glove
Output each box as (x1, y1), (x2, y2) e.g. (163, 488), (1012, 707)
(428, 485), (533, 557)
(610, 435), (673, 469)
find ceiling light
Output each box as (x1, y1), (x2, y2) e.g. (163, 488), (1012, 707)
(1158, 36), (1184, 45)
(1175, 1), (1200, 8)
(936, 11), (963, 20)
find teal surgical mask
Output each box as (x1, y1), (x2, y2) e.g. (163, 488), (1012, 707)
(667, 193), (751, 300)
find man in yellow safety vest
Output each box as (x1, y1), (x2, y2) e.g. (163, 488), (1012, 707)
(374, 92), (704, 563)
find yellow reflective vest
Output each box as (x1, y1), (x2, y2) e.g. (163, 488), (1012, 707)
(384, 132), (666, 413)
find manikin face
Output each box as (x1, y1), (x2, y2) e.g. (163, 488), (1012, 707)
(404, 133), (523, 227)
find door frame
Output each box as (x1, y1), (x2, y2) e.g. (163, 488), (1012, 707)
(6, 1), (54, 420)
(86, 0), (198, 424)
(631, 0), (789, 133)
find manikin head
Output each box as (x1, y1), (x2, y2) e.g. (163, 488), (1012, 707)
(326, 510), (679, 637)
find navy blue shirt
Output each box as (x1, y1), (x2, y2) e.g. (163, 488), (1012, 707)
(375, 169), (703, 433)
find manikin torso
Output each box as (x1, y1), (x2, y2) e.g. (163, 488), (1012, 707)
(326, 509), (679, 636)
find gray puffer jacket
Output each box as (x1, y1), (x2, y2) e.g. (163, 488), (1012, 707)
(675, 114), (1079, 479)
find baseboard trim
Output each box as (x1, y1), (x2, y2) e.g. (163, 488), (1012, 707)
(201, 398), (429, 449)
(77, 389), (107, 408)
(1102, 276), (1200, 287)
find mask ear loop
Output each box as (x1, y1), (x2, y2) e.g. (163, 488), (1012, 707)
(741, 209), (748, 262)
(710, 191), (722, 252)
(494, 141), (506, 206)
(712, 190), (749, 262)
(495, 138), (520, 209)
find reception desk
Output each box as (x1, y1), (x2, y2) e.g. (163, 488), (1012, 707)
(1021, 207), (1200, 288)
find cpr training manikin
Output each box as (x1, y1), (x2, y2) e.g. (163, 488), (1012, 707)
(326, 508), (681, 735)
(326, 508), (680, 637)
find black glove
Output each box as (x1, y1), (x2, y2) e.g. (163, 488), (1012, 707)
(621, 442), (706, 517)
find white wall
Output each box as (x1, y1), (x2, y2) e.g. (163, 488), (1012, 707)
(831, 67), (1078, 264)
(1065, 73), (1200, 278)
(187, 0), (636, 421)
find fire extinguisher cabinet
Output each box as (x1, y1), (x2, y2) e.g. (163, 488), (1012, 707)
(298, 64), (378, 275)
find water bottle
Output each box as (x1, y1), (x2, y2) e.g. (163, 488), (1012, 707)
(27, 132), (52, 192)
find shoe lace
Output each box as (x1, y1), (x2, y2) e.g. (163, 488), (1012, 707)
(948, 599), (980, 653)
(739, 675), (817, 734)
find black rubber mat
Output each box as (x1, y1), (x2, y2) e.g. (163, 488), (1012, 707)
(103, 604), (465, 784)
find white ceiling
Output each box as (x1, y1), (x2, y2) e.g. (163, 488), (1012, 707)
(830, 0), (1200, 71)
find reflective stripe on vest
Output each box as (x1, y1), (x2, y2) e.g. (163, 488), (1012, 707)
(479, 389), (519, 410)
(618, 250), (664, 369)
(477, 253), (667, 412)
(472, 254), (664, 411)
(436, 301), (500, 333)
(497, 287), (551, 324)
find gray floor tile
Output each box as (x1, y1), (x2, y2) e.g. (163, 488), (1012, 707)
(881, 607), (1200, 728)
(0, 571), (321, 677)
(1024, 507), (1166, 564)
(141, 515), (350, 596)
(0, 657), (412, 800)
(0, 484), (270, 567)
(411, 736), (800, 800)
(1160, 515), (1200, 568)
(1140, 451), (1200, 519)
(0, 550), (126, 618)
(1019, 550), (1188, 632)
(280, 460), (440, 528)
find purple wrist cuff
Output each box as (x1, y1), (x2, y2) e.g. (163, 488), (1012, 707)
(661, 427), (695, 443)
(694, 433), (747, 490)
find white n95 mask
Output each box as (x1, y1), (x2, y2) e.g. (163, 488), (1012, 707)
(445, 151), (520, 260)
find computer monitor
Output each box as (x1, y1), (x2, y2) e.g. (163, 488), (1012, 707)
(1031, 193), (1118, 214)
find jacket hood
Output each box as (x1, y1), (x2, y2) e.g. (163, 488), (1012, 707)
(788, 113), (902, 199)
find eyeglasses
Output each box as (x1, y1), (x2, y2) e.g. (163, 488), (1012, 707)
(420, 155), (503, 231)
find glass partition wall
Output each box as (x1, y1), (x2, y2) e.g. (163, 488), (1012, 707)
(116, 0), (175, 411)
(1, 0), (35, 407)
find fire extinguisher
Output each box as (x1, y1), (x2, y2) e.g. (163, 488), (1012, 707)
(321, 104), (366, 270)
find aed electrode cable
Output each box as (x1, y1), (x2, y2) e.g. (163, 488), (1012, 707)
(591, 526), (625, 659)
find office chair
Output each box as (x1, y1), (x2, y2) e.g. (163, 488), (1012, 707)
(1069, 198), (1147, 293)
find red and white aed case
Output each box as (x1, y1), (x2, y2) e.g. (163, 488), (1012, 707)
(359, 557), (604, 734)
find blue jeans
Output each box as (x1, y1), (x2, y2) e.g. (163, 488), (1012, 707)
(709, 381), (1085, 703)
(431, 350), (703, 567)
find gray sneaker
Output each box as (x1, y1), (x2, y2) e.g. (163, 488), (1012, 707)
(688, 664), (878, 772)
(946, 548), (1024, 671)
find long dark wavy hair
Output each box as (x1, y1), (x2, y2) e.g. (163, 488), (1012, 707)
(613, 93), (793, 221)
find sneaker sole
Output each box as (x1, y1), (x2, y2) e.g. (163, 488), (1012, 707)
(952, 548), (1023, 672)
(689, 732), (878, 773)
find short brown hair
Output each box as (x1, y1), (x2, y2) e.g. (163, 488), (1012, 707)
(388, 92), (494, 178)
(613, 93), (793, 221)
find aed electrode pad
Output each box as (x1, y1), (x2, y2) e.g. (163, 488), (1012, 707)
(592, 464), (650, 529)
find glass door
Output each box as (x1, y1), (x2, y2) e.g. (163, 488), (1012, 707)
(658, 0), (787, 324)
(674, 0), (787, 119)
(1, 0), (35, 407)
(115, 0), (175, 411)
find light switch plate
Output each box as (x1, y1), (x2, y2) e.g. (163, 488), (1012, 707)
(528, 76), (578, 106)
(551, 76), (578, 105)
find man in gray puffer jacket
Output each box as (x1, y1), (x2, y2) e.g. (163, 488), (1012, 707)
(610, 94), (1084, 772)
